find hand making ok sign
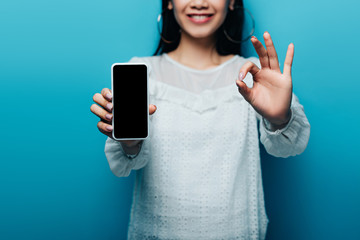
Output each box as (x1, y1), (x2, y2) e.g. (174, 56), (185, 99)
(236, 32), (294, 127)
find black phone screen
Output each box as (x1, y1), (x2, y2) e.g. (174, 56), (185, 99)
(112, 64), (148, 139)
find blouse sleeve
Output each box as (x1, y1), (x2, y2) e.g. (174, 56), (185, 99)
(104, 56), (152, 177)
(257, 93), (311, 158)
(104, 137), (151, 177)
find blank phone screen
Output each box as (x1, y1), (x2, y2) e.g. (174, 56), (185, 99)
(112, 64), (148, 139)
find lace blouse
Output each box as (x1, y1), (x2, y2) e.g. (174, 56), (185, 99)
(104, 54), (310, 240)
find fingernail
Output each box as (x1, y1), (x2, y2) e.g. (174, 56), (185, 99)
(251, 35), (257, 40)
(106, 103), (113, 111)
(239, 72), (244, 81)
(105, 114), (112, 120)
(106, 125), (113, 131)
(106, 93), (112, 100)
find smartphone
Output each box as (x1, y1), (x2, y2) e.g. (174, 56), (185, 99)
(111, 63), (149, 140)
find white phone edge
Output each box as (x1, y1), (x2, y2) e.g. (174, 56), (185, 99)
(111, 62), (149, 141)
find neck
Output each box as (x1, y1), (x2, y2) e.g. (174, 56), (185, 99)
(168, 31), (231, 70)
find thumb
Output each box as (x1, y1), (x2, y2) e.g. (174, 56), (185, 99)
(149, 104), (157, 115)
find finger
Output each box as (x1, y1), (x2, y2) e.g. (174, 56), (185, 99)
(149, 104), (157, 115)
(263, 32), (280, 72)
(283, 43), (294, 76)
(238, 61), (260, 82)
(97, 121), (113, 137)
(236, 79), (253, 103)
(101, 88), (112, 102)
(250, 36), (269, 68)
(90, 103), (113, 122)
(93, 93), (113, 112)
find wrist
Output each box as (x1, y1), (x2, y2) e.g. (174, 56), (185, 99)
(121, 140), (141, 148)
(121, 141), (143, 156)
(265, 109), (292, 131)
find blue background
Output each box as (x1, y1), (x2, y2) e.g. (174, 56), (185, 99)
(0, 0), (359, 239)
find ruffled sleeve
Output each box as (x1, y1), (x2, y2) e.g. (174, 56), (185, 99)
(104, 137), (151, 177)
(104, 56), (152, 177)
(258, 94), (311, 158)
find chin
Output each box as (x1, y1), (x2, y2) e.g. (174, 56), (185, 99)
(184, 29), (217, 40)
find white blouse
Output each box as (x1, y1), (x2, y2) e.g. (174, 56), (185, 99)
(104, 54), (310, 240)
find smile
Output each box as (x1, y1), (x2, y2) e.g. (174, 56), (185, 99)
(186, 14), (214, 24)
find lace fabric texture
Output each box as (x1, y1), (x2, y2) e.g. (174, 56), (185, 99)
(104, 54), (310, 240)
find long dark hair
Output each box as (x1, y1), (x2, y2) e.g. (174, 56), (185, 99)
(154, 0), (245, 56)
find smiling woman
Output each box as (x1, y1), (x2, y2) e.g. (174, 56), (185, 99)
(90, 0), (310, 239)
(155, 0), (245, 56)
(170, 0), (231, 38)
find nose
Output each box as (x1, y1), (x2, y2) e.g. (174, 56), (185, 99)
(189, 0), (209, 10)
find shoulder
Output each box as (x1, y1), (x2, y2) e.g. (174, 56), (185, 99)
(128, 55), (171, 78)
(128, 55), (163, 65)
(127, 55), (165, 74)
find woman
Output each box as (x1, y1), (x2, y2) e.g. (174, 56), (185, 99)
(90, 0), (310, 239)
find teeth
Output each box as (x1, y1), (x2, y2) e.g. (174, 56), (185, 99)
(190, 15), (209, 20)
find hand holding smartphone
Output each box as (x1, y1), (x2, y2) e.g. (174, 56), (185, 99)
(90, 63), (156, 156)
(111, 63), (149, 140)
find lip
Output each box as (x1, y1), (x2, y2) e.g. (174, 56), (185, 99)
(186, 14), (214, 24)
